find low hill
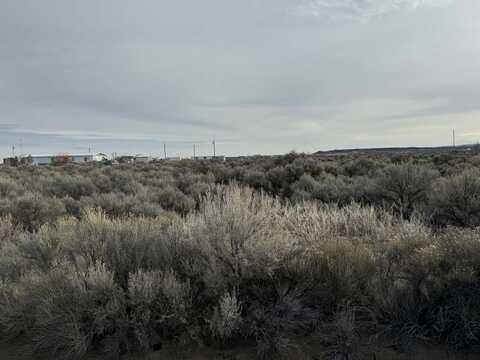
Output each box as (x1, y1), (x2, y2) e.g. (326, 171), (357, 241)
(315, 144), (477, 156)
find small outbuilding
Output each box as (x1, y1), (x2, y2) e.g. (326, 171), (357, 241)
(134, 155), (152, 163)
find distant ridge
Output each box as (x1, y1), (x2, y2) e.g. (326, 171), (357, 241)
(315, 144), (476, 156)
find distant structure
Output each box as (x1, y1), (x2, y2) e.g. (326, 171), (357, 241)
(3, 157), (19, 167)
(189, 139), (225, 161)
(192, 155), (226, 161)
(95, 153), (109, 162)
(3, 150), (227, 167)
(116, 155), (135, 164)
(134, 154), (152, 163)
(30, 154), (94, 166)
(3, 153), (108, 166)
(115, 154), (152, 164)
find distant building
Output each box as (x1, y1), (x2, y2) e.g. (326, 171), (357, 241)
(116, 155), (135, 164)
(134, 155), (152, 163)
(2, 153), (109, 166)
(193, 156), (212, 160)
(71, 154), (95, 163)
(192, 155), (226, 161)
(52, 155), (72, 166)
(3, 157), (19, 166)
(19, 156), (33, 166)
(30, 155), (54, 166)
(93, 153), (109, 162)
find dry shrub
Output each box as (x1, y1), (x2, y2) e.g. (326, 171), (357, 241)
(376, 162), (439, 219)
(1, 181), (480, 358)
(428, 169), (480, 227)
(0, 262), (126, 359)
(12, 193), (66, 231)
(0, 217), (24, 281)
(209, 291), (242, 342)
(285, 202), (394, 244)
(128, 269), (192, 351)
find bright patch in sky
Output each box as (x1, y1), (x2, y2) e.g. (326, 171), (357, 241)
(296, 0), (452, 20)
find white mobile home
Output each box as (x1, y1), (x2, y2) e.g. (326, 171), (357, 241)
(30, 155), (53, 166)
(71, 154), (94, 163)
(22, 153), (107, 166)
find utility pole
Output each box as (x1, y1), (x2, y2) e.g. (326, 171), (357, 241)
(12, 145), (15, 157)
(164, 143), (167, 159)
(453, 129), (456, 149)
(193, 144), (196, 159)
(212, 140), (216, 157)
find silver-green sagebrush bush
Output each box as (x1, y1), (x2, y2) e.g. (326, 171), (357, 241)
(1, 178), (480, 358)
(428, 168), (480, 227)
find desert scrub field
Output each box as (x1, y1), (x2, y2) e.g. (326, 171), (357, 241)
(0, 152), (480, 230)
(1, 153), (480, 359)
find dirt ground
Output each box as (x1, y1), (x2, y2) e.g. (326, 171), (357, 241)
(1, 341), (479, 360)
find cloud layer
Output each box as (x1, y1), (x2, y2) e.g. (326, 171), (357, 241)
(0, 0), (479, 157)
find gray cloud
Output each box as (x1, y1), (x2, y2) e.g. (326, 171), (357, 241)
(1, 0), (479, 157)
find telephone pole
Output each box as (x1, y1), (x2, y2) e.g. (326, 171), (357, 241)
(212, 140), (216, 157)
(12, 145), (15, 157)
(453, 129), (456, 149)
(193, 144), (196, 159)
(163, 143), (167, 159)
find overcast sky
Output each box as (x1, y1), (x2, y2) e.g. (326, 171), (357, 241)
(1, 0), (479, 157)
